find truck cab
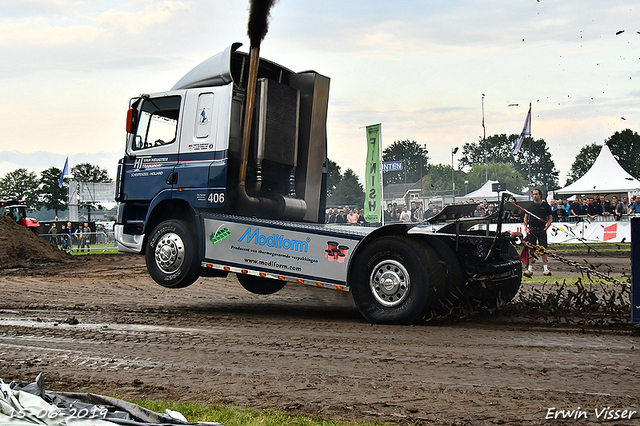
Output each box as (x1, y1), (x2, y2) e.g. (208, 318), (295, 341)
(115, 43), (329, 254)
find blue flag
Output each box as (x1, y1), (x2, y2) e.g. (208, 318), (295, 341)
(58, 156), (69, 188)
(512, 105), (531, 155)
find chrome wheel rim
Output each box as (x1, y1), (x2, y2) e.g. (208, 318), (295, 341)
(155, 232), (185, 274)
(370, 259), (410, 307)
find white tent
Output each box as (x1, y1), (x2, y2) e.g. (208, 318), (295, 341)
(554, 145), (640, 197)
(457, 180), (528, 202)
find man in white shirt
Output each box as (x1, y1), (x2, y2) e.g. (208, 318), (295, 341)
(399, 205), (411, 222)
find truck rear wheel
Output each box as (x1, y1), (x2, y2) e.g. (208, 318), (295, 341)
(350, 236), (444, 324)
(146, 219), (200, 288)
(423, 237), (465, 317)
(463, 244), (522, 310)
(237, 274), (287, 295)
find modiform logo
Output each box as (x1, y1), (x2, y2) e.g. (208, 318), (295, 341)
(238, 227), (309, 253)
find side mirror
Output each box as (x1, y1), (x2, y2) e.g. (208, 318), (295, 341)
(126, 108), (137, 133)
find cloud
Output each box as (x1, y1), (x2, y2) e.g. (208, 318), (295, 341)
(97, 1), (189, 34)
(0, 1), (205, 79)
(0, 1), (190, 47)
(1, 0), (81, 18)
(0, 20), (103, 46)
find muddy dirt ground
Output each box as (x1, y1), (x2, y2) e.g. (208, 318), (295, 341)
(0, 218), (638, 425)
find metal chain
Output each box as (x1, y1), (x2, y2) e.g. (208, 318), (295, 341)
(507, 197), (626, 287)
(525, 242), (623, 286)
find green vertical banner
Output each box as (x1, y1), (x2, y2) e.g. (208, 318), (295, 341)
(364, 124), (382, 223)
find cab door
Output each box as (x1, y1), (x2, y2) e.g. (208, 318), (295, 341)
(120, 95), (182, 202)
(174, 86), (232, 209)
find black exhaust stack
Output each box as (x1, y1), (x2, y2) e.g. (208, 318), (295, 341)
(237, 0), (306, 218)
(238, 0), (278, 196)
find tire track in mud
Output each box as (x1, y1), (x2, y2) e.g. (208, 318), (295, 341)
(0, 313), (638, 422)
(0, 255), (638, 425)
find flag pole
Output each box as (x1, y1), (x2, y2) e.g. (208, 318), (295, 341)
(482, 94), (487, 182)
(528, 102), (532, 200)
(380, 124), (384, 226)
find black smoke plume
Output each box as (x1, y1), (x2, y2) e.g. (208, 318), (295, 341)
(247, 0), (279, 47)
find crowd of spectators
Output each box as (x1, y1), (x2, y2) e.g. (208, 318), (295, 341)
(325, 206), (367, 225)
(551, 194), (637, 221)
(326, 194), (640, 225)
(47, 221), (96, 252)
(326, 201), (443, 225)
(382, 201), (442, 223)
(464, 199), (497, 218)
(326, 198), (500, 225)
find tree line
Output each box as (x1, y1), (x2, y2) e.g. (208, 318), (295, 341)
(2, 128), (638, 212)
(0, 163), (112, 216)
(328, 128), (640, 206)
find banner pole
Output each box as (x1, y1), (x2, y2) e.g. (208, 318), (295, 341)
(380, 124), (384, 226)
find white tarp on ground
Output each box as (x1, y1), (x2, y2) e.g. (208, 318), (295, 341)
(457, 180), (529, 202)
(485, 220), (631, 244)
(0, 374), (222, 426)
(0, 380), (116, 426)
(555, 145), (640, 197)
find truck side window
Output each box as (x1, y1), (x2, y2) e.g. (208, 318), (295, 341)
(133, 96), (181, 151)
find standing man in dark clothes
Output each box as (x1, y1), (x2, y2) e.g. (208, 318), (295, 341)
(383, 203), (396, 222)
(523, 188), (553, 277)
(615, 196), (629, 219)
(65, 222), (73, 253)
(600, 195), (612, 216)
(585, 197), (600, 219)
(48, 222), (58, 248)
(327, 208), (337, 223)
(569, 196), (583, 222)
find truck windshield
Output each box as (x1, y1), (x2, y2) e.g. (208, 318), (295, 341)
(133, 96), (181, 150)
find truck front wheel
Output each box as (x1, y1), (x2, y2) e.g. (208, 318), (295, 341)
(350, 236), (444, 324)
(146, 219), (200, 288)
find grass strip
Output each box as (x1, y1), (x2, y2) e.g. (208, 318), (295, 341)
(68, 245), (121, 255)
(547, 242), (630, 253)
(130, 399), (390, 426)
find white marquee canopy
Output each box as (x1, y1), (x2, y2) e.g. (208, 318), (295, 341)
(554, 145), (640, 197)
(458, 180), (528, 202)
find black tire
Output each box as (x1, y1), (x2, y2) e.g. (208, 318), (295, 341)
(237, 274), (287, 295)
(350, 235), (444, 324)
(463, 244), (522, 310)
(423, 237), (465, 316)
(496, 243), (523, 302)
(146, 219), (200, 288)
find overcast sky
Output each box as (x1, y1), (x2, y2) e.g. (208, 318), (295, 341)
(1, 0), (638, 189)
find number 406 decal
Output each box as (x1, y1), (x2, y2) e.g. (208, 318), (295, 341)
(208, 192), (225, 204)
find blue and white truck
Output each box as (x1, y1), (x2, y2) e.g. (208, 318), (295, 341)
(114, 43), (522, 324)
